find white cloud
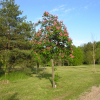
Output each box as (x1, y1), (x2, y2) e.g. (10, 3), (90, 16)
(50, 8), (59, 13)
(59, 4), (67, 8)
(49, 4), (71, 14)
(65, 8), (75, 12)
(50, 4), (67, 13)
(65, 8), (71, 12)
(59, 5), (65, 8)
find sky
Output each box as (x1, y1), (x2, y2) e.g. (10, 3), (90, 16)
(14, 0), (100, 47)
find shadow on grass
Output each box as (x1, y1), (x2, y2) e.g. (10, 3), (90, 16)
(8, 92), (19, 100)
(36, 72), (61, 87)
(70, 67), (87, 69)
(37, 72), (53, 86)
(31, 68), (47, 74)
(79, 67), (87, 68)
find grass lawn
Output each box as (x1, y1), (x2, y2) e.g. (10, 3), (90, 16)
(0, 65), (100, 100)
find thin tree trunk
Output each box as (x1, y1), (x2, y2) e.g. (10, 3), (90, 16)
(67, 60), (69, 66)
(93, 42), (96, 72)
(63, 61), (64, 66)
(51, 58), (55, 88)
(36, 67), (37, 75)
(5, 73), (6, 82)
(37, 62), (39, 68)
(13, 65), (14, 72)
(94, 59), (96, 72)
(43, 65), (45, 76)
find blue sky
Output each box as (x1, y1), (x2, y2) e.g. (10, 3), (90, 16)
(15, 0), (100, 47)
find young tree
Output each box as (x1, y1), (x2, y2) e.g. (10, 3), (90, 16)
(92, 41), (96, 72)
(30, 11), (74, 88)
(95, 41), (100, 64)
(91, 34), (96, 72)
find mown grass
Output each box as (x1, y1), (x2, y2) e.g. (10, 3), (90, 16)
(0, 71), (29, 82)
(0, 65), (100, 100)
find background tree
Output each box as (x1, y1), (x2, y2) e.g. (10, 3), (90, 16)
(95, 48), (100, 64)
(71, 46), (83, 66)
(95, 41), (100, 64)
(80, 42), (93, 64)
(0, 0), (35, 74)
(96, 41), (100, 48)
(85, 51), (93, 64)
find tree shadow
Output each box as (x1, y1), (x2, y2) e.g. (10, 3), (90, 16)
(36, 72), (53, 86)
(70, 67), (78, 69)
(36, 72), (61, 87)
(31, 68), (47, 74)
(8, 92), (19, 100)
(79, 67), (87, 68)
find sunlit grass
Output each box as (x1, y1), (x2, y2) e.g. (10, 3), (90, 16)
(0, 64), (100, 100)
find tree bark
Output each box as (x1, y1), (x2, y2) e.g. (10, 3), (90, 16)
(43, 65), (45, 76)
(93, 56), (96, 72)
(13, 65), (15, 72)
(63, 61), (64, 66)
(51, 58), (55, 88)
(37, 62), (39, 68)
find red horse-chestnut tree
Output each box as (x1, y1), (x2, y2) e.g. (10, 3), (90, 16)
(29, 11), (74, 88)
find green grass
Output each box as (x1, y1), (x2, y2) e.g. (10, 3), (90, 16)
(0, 71), (29, 82)
(0, 65), (100, 100)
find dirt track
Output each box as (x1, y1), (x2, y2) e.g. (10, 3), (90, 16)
(79, 85), (100, 100)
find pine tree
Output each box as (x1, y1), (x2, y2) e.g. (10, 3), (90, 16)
(0, 0), (35, 73)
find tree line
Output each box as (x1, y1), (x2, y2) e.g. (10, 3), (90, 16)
(0, 0), (100, 76)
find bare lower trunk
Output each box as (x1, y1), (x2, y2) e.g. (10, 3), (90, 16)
(94, 59), (96, 72)
(13, 65), (15, 72)
(67, 60), (69, 66)
(7, 65), (10, 75)
(37, 62), (39, 68)
(63, 61), (64, 66)
(93, 41), (96, 72)
(51, 58), (55, 88)
(43, 65), (45, 76)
